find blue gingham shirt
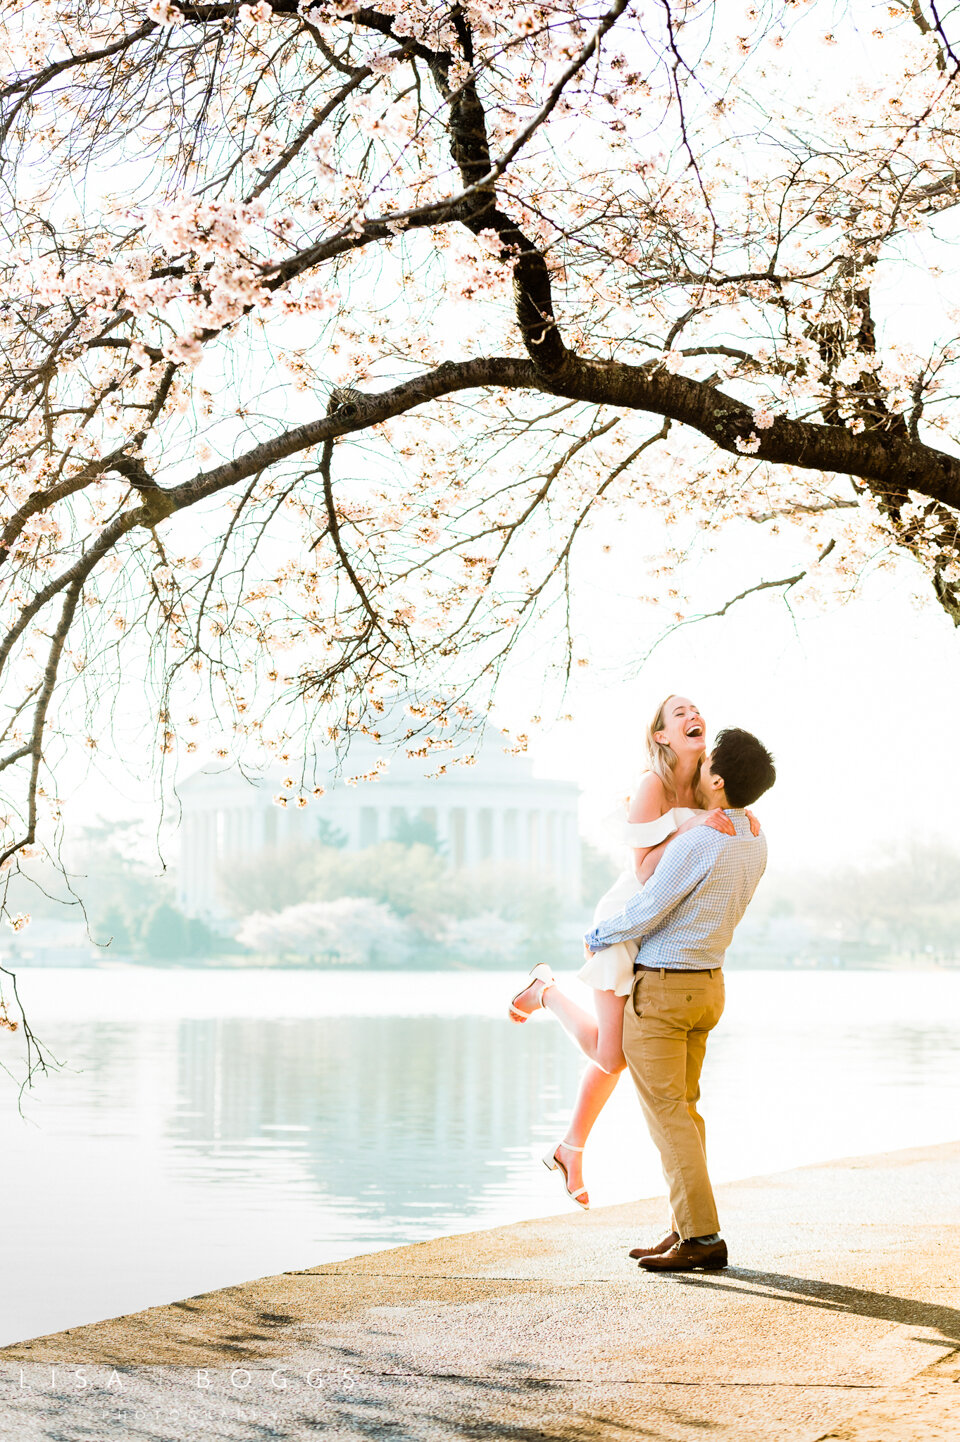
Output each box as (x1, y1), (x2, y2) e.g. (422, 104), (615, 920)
(584, 810), (767, 971)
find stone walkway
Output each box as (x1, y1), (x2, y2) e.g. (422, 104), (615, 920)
(1, 1141), (958, 1440)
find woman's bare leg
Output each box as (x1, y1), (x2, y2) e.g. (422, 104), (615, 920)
(511, 974), (628, 1202)
(549, 990), (628, 1202)
(542, 984), (627, 1072)
(555, 1060), (623, 1200)
(509, 970), (599, 1049)
(537, 983), (597, 1055)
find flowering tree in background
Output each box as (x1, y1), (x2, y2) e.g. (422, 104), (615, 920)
(442, 912), (525, 964)
(238, 895), (410, 961)
(1, 0), (960, 1031)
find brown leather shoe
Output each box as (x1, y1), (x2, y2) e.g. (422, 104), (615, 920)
(638, 1238), (728, 1271)
(628, 1231), (679, 1260)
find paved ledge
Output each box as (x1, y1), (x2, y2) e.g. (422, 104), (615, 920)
(1, 1141), (958, 1441)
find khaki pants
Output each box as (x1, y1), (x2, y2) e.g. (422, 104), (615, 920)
(622, 967), (725, 1240)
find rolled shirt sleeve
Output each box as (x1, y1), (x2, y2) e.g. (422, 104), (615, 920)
(584, 830), (714, 952)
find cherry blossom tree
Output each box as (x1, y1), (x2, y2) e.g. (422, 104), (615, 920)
(238, 896), (410, 961)
(1, 0), (960, 1046)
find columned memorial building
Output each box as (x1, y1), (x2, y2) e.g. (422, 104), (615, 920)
(177, 726), (581, 920)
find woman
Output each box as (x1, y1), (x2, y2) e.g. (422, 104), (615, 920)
(508, 694), (754, 1209)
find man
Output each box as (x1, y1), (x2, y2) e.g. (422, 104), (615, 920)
(583, 727), (776, 1272)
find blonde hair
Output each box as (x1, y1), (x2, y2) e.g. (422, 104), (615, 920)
(645, 693), (682, 801)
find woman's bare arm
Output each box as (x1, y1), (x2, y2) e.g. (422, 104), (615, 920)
(635, 811), (705, 884)
(627, 773), (673, 880)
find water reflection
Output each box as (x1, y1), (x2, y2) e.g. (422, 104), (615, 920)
(2, 968), (959, 1348)
(170, 1014), (584, 1227)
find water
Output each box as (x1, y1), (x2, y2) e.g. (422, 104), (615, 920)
(1, 966), (959, 1348)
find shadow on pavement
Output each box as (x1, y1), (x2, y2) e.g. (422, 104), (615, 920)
(671, 1268), (960, 1346)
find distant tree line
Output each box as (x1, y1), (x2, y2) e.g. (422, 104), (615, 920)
(1, 818), (606, 967)
(3, 820), (222, 963)
(220, 837), (570, 968)
(33, 822), (960, 971)
(738, 842), (960, 967)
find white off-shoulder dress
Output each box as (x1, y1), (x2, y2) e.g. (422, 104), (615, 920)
(577, 806), (698, 996)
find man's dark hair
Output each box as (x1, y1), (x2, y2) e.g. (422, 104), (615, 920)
(710, 728), (776, 808)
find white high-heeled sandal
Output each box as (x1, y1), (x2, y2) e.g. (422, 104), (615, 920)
(508, 963), (555, 1022)
(543, 1141), (589, 1210)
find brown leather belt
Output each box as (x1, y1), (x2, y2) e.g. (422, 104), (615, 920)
(634, 963), (718, 975)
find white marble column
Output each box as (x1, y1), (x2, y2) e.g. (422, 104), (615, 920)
(491, 809), (504, 865)
(204, 811), (217, 913)
(178, 815), (194, 913)
(527, 810), (540, 871)
(435, 807), (452, 866)
(463, 808), (477, 867)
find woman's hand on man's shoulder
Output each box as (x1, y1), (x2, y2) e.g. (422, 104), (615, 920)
(702, 809), (736, 837)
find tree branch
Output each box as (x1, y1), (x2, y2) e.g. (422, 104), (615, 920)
(642, 540), (837, 662)
(147, 353), (960, 529)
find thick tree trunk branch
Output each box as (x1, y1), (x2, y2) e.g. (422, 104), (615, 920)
(344, 3), (586, 373)
(168, 357), (541, 508)
(163, 355), (960, 520)
(553, 357), (960, 510)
